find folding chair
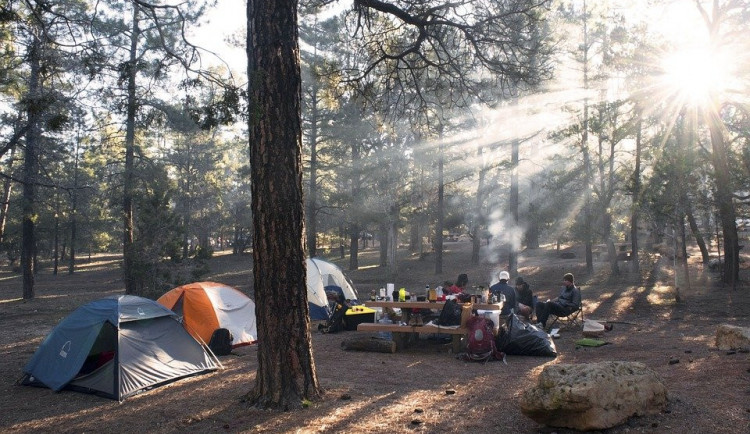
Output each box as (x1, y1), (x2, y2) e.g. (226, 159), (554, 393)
(548, 303), (584, 331)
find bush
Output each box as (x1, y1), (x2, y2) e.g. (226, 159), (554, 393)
(195, 246), (214, 260)
(191, 261), (211, 281)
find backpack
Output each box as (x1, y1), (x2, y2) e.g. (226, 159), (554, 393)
(461, 316), (498, 363)
(437, 299), (462, 326)
(321, 302), (349, 333)
(208, 328), (233, 356)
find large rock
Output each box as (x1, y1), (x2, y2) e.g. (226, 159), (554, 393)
(715, 324), (750, 350)
(520, 361), (668, 431)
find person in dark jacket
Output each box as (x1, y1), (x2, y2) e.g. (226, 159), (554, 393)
(536, 273), (581, 329)
(515, 276), (534, 321)
(490, 271), (517, 315)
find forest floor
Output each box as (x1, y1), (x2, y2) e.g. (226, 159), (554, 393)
(0, 241), (749, 433)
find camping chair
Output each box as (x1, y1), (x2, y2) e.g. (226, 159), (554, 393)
(548, 303), (584, 331)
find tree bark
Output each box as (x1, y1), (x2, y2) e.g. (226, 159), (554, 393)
(410, 222), (420, 255)
(580, 0), (594, 274)
(349, 224), (359, 270)
(348, 141), (361, 270)
(305, 81), (319, 257)
(387, 205), (398, 276)
(122, 5), (139, 295)
(435, 140), (444, 274)
(246, 0), (320, 409)
(629, 116), (642, 274)
(0, 146), (15, 245)
(21, 35), (41, 300)
(509, 136), (519, 276)
(696, 0), (739, 286)
(53, 210), (59, 275)
(181, 140), (193, 260)
(678, 214), (689, 295)
(685, 199), (709, 264)
(378, 224), (387, 267)
(471, 145), (486, 264)
(68, 135), (79, 274)
(708, 114), (739, 286)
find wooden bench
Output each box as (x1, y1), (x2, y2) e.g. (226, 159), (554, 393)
(356, 301), (482, 352)
(356, 323), (468, 352)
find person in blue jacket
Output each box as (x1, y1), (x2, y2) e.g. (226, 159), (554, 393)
(490, 270), (517, 316)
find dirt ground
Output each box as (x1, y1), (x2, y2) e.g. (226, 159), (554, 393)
(1, 241), (749, 433)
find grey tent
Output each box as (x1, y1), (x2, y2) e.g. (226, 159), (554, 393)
(21, 295), (219, 401)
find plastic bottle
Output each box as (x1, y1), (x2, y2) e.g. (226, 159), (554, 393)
(398, 287), (406, 302)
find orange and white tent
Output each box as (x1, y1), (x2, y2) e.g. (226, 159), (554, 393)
(157, 282), (257, 348)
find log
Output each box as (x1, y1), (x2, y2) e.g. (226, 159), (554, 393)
(341, 336), (397, 353)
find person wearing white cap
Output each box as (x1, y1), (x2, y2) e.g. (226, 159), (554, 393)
(489, 270), (517, 316)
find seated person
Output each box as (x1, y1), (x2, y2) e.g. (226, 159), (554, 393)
(445, 273), (468, 294)
(490, 271), (517, 316)
(536, 272), (581, 329)
(515, 276), (534, 321)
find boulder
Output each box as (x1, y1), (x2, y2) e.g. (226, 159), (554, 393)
(715, 324), (750, 351)
(520, 361), (668, 431)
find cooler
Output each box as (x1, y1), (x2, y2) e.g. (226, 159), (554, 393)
(344, 305), (377, 331)
(477, 309), (501, 333)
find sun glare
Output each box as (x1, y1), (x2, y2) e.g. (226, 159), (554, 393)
(661, 46), (730, 107)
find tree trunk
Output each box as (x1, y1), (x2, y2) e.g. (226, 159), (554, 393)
(471, 146), (486, 264)
(339, 224), (346, 259)
(306, 83), (319, 258)
(630, 116), (642, 274)
(526, 201), (540, 249)
(21, 36), (41, 300)
(68, 136), (79, 274)
(694, 0), (739, 287)
(606, 236), (619, 275)
(580, 1), (594, 274)
(378, 224), (387, 267)
(410, 222), (420, 255)
(122, 5), (140, 295)
(181, 139), (193, 260)
(435, 142), (444, 274)
(53, 211), (59, 275)
(348, 140), (361, 270)
(246, 0), (320, 409)
(349, 224), (359, 270)
(708, 113), (739, 286)
(387, 206), (399, 276)
(678, 214), (689, 295)
(0, 146), (15, 245)
(685, 200), (709, 264)
(509, 137), (519, 276)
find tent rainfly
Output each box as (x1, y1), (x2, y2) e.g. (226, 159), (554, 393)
(21, 295), (219, 401)
(307, 257), (359, 320)
(157, 281), (257, 348)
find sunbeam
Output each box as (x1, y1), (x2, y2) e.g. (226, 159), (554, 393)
(660, 46), (731, 108)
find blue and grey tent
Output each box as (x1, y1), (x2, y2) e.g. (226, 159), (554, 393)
(21, 295), (219, 401)
(306, 257), (359, 320)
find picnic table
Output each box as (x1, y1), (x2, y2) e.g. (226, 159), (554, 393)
(356, 300), (503, 352)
